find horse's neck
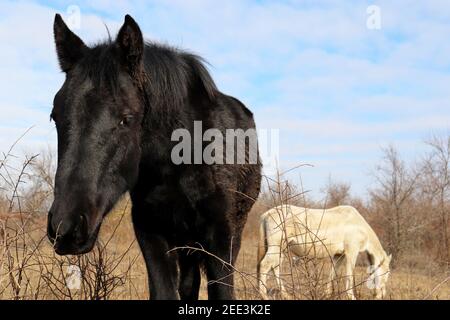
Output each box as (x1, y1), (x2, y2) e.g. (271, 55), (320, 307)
(366, 236), (386, 265)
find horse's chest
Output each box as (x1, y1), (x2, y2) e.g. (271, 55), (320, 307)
(134, 164), (230, 242)
(139, 185), (205, 239)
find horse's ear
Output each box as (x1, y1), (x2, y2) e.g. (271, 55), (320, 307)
(116, 15), (144, 78)
(54, 14), (87, 72)
(387, 254), (392, 262)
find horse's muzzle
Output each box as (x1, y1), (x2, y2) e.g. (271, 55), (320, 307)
(47, 211), (94, 255)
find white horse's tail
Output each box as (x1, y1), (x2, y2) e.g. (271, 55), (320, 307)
(256, 216), (268, 288)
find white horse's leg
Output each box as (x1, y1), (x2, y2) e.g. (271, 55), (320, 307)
(327, 255), (344, 297)
(344, 252), (358, 300)
(374, 272), (383, 299)
(258, 261), (272, 299)
(273, 255), (289, 299)
(326, 257), (336, 296)
(258, 247), (279, 299)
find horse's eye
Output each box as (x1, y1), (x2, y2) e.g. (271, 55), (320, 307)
(119, 115), (133, 127)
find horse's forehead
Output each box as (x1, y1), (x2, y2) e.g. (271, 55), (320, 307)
(66, 75), (94, 99)
(62, 70), (139, 119)
(61, 77), (109, 122)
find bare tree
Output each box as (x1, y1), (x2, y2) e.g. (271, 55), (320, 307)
(370, 145), (419, 264)
(420, 135), (450, 265)
(23, 146), (56, 215)
(322, 177), (351, 208)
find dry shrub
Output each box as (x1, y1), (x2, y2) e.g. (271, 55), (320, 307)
(0, 197), (140, 300)
(0, 132), (141, 300)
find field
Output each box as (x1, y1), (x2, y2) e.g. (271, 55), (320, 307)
(0, 199), (447, 300)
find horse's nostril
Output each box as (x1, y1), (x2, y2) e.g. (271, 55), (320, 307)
(73, 215), (88, 244)
(80, 214), (86, 231)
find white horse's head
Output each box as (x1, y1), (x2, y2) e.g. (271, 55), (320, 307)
(368, 253), (392, 299)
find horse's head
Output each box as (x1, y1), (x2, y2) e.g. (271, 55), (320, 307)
(375, 253), (392, 299)
(47, 14), (145, 255)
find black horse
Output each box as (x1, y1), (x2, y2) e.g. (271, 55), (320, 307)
(47, 14), (261, 300)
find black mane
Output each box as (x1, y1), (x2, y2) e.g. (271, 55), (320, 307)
(78, 40), (217, 114)
(143, 43), (217, 107)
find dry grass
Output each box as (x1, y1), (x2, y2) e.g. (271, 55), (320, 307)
(0, 200), (448, 300)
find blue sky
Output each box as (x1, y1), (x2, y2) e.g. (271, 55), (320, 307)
(0, 0), (449, 199)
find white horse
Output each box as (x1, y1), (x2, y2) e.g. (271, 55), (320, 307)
(257, 205), (391, 300)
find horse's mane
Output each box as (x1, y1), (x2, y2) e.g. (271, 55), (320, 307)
(141, 42), (217, 110)
(77, 40), (218, 114)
